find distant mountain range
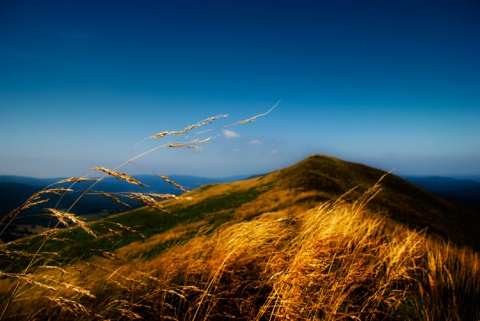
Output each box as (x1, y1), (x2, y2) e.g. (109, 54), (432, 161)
(0, 174), (249, 192)
(403, 176), (480, 213)
(0, 174), (248, 242)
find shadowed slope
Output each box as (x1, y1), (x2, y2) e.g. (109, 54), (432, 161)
(273, 155), (480, 250)
(175, 154), (480, 250)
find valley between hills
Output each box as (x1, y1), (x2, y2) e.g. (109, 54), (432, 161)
(1, 154), (480, 320)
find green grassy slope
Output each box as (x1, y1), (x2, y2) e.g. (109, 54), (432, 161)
(50, 153), (480, 255)
(27, 154), (480, 260)
(4, 153), (480, 269)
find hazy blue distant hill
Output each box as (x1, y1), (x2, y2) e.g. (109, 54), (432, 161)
(403, 176), (480, 213)
(0, 174), (249, 242)
(0, 175), (182, 220)
(0, 175), (246, 211)
(0, 174), (248, 193)
(0, 175), (61, 187)
(453, 175), (480, 182)
(0, 182), (44, 216)
(403, 176), (478, 193)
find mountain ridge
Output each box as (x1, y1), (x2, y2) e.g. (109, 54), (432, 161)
(2, 155), (480, 250)
(3, 169), (479, 214)
(142, 154), (480, 251)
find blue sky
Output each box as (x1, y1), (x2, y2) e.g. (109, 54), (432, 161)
(1, 0), (479, 178)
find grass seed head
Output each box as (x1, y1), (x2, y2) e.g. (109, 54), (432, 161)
(92, 166), (147, 187)
(45, 208), (96, 237)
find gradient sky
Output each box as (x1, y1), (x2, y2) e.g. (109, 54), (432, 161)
(1, 0), (479, 178)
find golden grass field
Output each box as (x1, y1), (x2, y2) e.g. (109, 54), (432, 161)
(1, 180), (479, 320)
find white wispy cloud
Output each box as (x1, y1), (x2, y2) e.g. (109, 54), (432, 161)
(223, 129), (240, 138)
(270, 150), (279, 155)
(249, 139), (262, 145)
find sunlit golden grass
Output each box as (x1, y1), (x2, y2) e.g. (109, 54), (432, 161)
(144, 183), (479, 320)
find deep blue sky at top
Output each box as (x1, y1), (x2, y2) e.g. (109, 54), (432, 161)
(0, 0), (479, 178)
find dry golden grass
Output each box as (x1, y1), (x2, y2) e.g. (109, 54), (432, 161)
(144, 183), (479, 321)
